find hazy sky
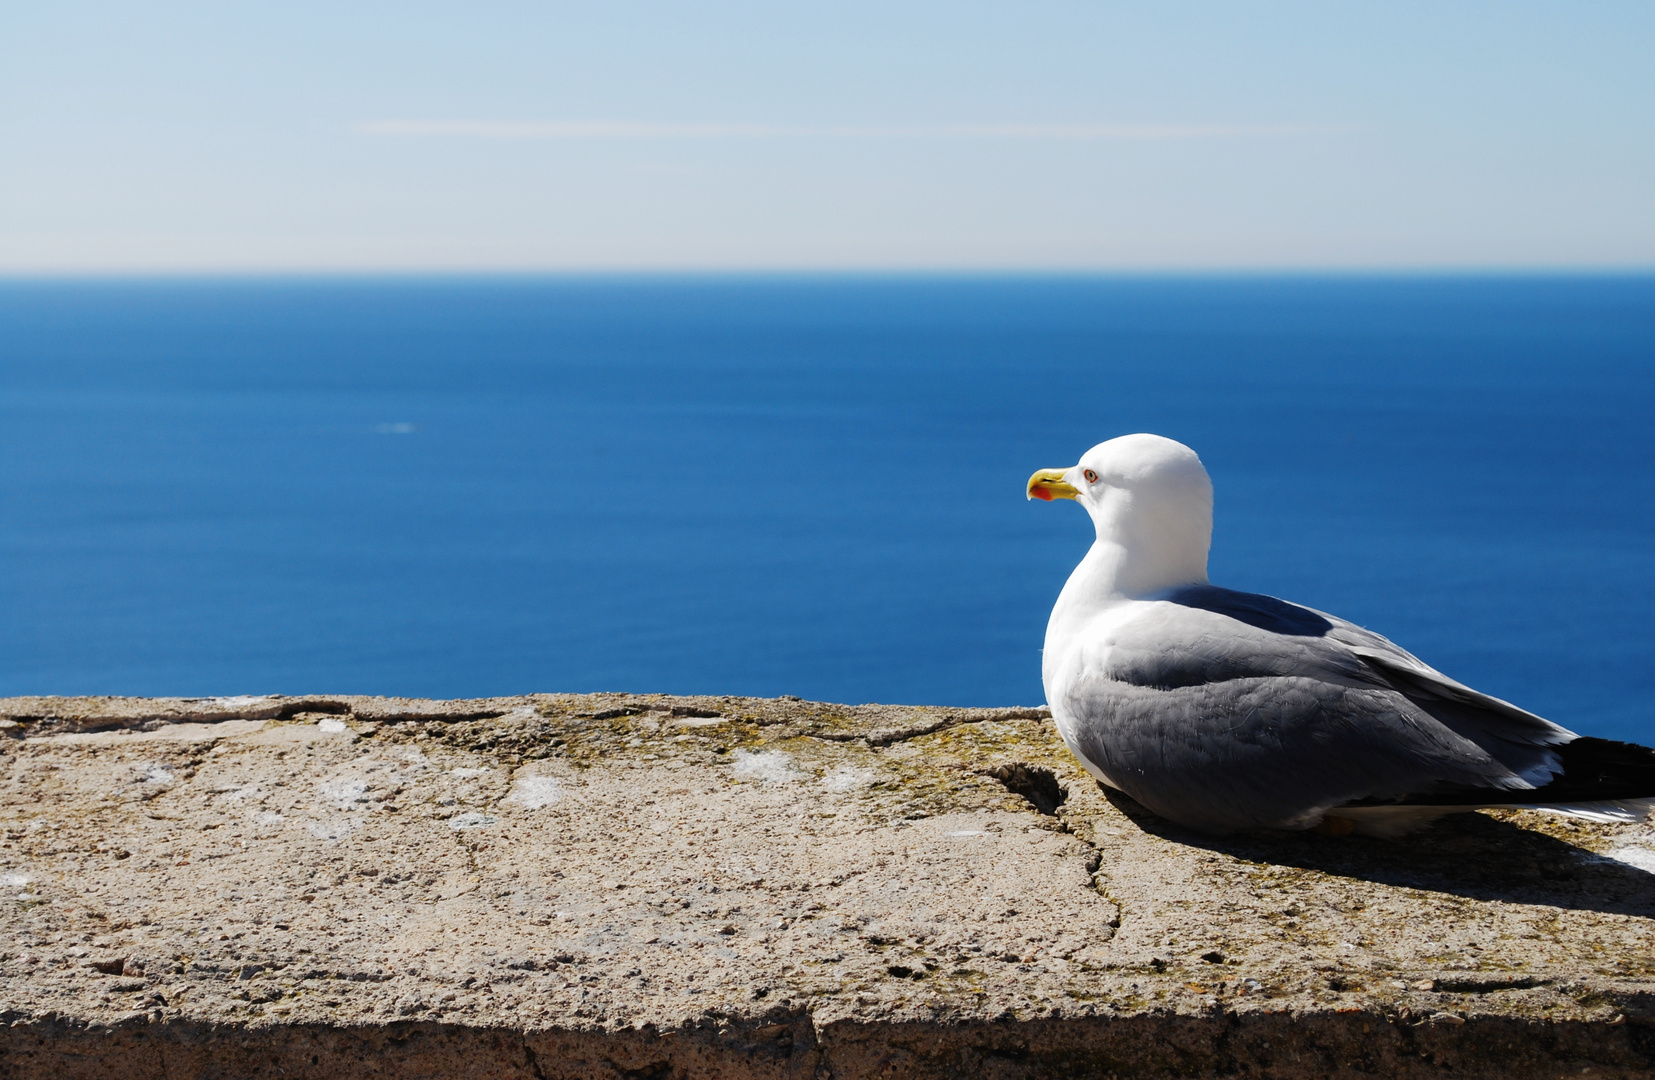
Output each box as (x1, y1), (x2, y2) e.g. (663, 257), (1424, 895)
(4, 2), (1652, 270)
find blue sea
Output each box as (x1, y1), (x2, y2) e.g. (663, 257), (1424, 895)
(1, 276), (1651, 743)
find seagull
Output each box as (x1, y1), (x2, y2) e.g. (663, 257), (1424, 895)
(1028, 433), (1655, 836)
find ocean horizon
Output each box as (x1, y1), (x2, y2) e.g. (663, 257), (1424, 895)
(2, 274), (1651, 743)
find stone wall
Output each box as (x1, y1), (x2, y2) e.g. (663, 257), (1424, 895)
(2, 694), (1652, 1078)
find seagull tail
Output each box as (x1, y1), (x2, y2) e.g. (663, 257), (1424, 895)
(1522, 736), (1655, 806)
(1491, 737), (1655, 823)
(1328, 736), (1655, 837)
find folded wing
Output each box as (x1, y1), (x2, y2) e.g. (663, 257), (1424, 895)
(1051, 585), (1619, 833)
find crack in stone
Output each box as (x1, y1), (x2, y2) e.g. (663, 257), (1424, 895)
(1063, 816), (1125, 937)
(980, 763), (1067, 817)
(816, 707), (1051, 748)
(978, 762), (1125, 939)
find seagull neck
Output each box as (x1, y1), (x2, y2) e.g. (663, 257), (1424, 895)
(1061, 539), (1208, 610)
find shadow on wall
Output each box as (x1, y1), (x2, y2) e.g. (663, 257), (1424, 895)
(1104, 788), (1655, 920)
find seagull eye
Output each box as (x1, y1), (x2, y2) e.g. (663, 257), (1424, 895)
(1083, 469), (1099, 484)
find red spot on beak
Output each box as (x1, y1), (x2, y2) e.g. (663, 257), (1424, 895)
(1031, 487), (1054, 501)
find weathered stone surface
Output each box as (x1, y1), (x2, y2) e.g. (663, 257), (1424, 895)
(1, 693), (1653, 1078)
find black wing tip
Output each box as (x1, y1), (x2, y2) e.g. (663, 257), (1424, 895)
(1545, 736), (1655, 800)
(1344, 735), (1655, 809)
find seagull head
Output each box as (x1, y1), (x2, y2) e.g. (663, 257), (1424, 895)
(1028, 433), (1214, 595)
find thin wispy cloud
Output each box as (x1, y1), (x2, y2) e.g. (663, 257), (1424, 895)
(357, 120), (1354, 140)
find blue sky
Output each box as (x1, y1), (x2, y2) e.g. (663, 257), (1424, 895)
(4, 1), (1651, 270)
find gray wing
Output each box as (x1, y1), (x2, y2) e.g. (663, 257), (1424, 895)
(1056, 585), (1575, 833)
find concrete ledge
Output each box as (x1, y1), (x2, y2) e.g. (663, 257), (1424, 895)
(3, 693), (1653, 1078)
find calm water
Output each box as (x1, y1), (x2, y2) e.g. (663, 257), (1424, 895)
(1, 276), (1651, 742)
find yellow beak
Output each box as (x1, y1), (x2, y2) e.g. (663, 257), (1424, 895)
(1027, 468), (1080, 501)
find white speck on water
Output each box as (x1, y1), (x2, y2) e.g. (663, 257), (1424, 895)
(374, 422), (418, 434)
(2, 873), (28, 887)
(317, 717), (349, 733)
(144, 766), (175, 785)
(320, 779), (369, 809)
(730, 750), (801, 784)
(820, 766), (874, 792)
(448, 812), (497, 830)
(506, 775), (563, 809)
